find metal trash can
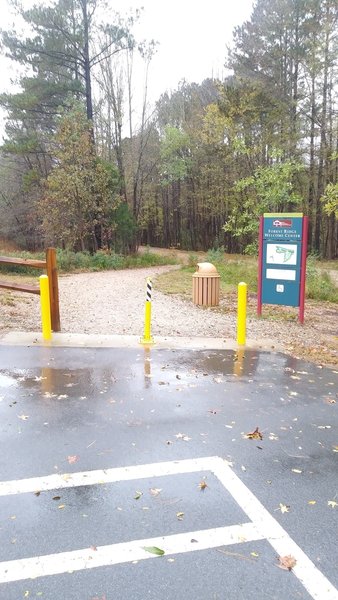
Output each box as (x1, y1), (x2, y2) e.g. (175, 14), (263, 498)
(192, 262), (220, 306)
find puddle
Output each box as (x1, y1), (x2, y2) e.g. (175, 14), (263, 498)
(0, 372), (18, 388)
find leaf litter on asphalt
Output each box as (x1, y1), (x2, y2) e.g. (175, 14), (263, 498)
(67, 455), (79, 464)
(277, 555), (297, 571)
(275, 503), (290, 514)
(244, 427), (263, 440)
(142, 546), (165, 556)
(149, 488), (162, 497)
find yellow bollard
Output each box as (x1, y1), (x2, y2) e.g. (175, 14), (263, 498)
(237, 282), (247, 346)
(39, 275), (52, 341)
(140, 278), (154, 345)
(233, 347), (245, 376)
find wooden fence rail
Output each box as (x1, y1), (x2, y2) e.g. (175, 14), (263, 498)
(0, 247), (61, 332)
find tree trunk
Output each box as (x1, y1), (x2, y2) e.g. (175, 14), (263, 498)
(81, 0), (94, 122)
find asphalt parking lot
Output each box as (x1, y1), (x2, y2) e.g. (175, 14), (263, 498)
(0, 344), (337, 600)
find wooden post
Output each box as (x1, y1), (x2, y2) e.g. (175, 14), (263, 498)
(46, 248), (61, 332)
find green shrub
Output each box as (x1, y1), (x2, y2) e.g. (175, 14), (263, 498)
(206, 247), (225, 263)
(123, 252), (177, 269)
(306, 259), (338, 302)
(187, 253), (199, 268)
(0, 248), (177, 276)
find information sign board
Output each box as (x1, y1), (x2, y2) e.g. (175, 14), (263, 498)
(257, 213), (309, 323)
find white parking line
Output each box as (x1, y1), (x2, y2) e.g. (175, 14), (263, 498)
(0, 456), (219, 496)
(0, 523), (263, 584)
(212, 459), (338, 600)
(0, 456), (337, 600)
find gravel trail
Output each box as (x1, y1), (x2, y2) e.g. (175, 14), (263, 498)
(2, 265), (337, 367)
(52, 266), (237, 338)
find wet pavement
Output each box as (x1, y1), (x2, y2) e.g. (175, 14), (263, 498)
(0, 345), (337, 600)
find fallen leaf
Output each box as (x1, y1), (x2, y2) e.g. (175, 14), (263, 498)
(251, 552), (259, 557)
(18, 414), (29, 421)
(52, 496), (61, 501)
(58, 504), (65, 509)
(176, 512), (184, 520)
(277, 503), (290, 514)
(308, 500), (316, 505)
(142, 546), (165, 556)
(291, 469), (302, 474)
(134, 491), (143, 500)
(24, 592), (29, 598)
(324, 396), (336, 405)
(149, 488), (162, 497)
(328, 500), (338, 508)
(34, 491), (41, 497)
(198, 480), (208, 491)
(67, 455), (79, 464)
(277, 555), (297, 571)
(245, 427), (263, 440)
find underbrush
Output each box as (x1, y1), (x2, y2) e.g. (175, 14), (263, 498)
(306, 258), (338, 303)
(0, 248), (178, 276)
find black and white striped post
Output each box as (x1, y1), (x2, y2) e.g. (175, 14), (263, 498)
(140, 277), (154, 344)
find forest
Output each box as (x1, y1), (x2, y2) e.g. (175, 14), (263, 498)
(0, 0), (337, 258)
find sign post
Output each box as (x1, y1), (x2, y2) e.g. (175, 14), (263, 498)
(257, 213), (309, 323)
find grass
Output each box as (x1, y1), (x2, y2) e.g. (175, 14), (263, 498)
(155, 250), (338, 304)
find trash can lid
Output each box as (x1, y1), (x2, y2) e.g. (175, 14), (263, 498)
(194, 262), (219, 275)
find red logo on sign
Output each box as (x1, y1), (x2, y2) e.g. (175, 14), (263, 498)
(273, 219), (292, 227)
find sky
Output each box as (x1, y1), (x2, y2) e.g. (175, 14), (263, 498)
(0, 0), (254, 138)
